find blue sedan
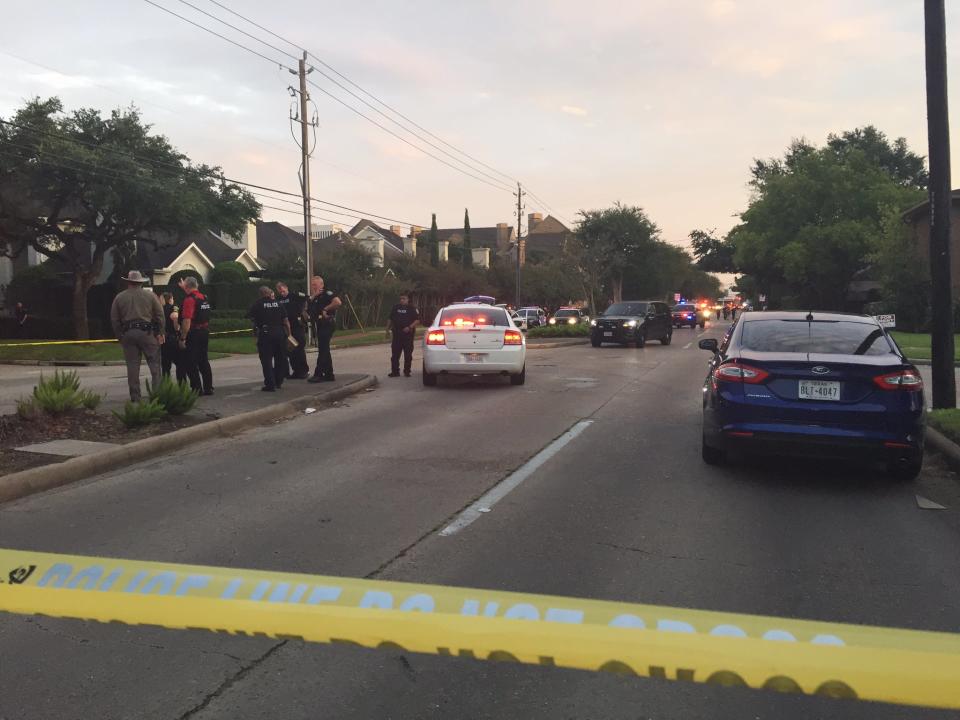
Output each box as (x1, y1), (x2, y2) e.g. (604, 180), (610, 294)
(699, 312), (925, 480)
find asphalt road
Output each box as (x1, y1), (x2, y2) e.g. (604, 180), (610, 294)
(1, 322), (959, 719)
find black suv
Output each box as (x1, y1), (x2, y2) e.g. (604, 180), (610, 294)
(590, 301), (672, 348)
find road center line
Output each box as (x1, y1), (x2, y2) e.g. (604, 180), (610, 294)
(439, 419), (595, 537)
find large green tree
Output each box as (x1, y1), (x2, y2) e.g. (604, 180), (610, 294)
(731, 144), (922, 309)
(0, 97), (259, 337)
(689, 228), (737, 273)
(576, 203), (660, 304)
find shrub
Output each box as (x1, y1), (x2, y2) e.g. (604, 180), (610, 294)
(113, 399), (167, 428)
(526, 324), (590, 338)
(146, 376), (198, 415)
(32, 370), (83, 414)
(79, 389), (103, 410)
(209, 260), (250, 284)
(16, 397), (41, 421)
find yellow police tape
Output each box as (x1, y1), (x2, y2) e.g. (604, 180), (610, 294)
(0, 329), (252, 348)
(0, 548), (957, 709)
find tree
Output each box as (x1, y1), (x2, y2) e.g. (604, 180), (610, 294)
(463, 208), (472, 268)
(576, 203), (660, 303)
(827, 126), (928, 191)
(731, 141), (923, 310)
(428, 213), (439, 267)
(0, 97), (259, 338)
(689, 228), (737, 273)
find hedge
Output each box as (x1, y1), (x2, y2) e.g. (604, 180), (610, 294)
(526, 324), (590, 338)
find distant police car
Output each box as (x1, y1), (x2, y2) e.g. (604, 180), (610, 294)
(422, 304), (527, 387)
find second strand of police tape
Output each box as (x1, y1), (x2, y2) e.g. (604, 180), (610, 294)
(0, 548), (958, 710)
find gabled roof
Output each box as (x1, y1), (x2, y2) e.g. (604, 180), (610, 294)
(427, 226), (511, 250)
(135, 229), (250, 271)
(525, 232), (568, 255)
(313, 231), (354, 255)
(257, 221), (306, 261)
(902, 189), (960, 222)
(349, 219), (405, 252)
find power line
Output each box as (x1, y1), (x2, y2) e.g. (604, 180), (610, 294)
(0, 119), (423, 227)
(141, 0), (292, 70)
(173, 0), (298, 62)
(305, 79), (511, 194)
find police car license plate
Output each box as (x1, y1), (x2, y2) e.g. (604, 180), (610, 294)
(464, 353), (485, 363)
(798, 380), (840, 401)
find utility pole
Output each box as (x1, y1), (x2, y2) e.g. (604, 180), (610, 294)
(925, 0), (955, 408)
(290, 52), (316, 342)
(514, 182), (525, 307)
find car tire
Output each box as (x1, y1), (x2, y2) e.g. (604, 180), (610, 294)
(636, 330), (646, 348)
(702, 437), (725, 465)
(660, 330), (672, 345)
(422, 364), (437, 387)
(591, 337), (601, 348)
(887, 459), (921, 481)
(510, 366), (526, 386)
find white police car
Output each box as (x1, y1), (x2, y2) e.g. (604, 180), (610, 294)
(422, 303), (526, 386)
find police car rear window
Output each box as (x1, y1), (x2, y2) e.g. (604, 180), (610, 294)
(439, 309), (510, 327)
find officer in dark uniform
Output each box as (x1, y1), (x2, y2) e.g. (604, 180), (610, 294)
(160, 292), (183, 380)
(247, 286), (291, 392)
(307, 275), (342, 383)
(275, 281), (309, 379)
(386, 292), (420, 377)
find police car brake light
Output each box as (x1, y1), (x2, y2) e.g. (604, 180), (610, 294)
(503, 330), (523, 345)
(426, 330), (446, 345)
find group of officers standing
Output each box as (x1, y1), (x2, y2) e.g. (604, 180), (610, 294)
(110, 272), (343, 400)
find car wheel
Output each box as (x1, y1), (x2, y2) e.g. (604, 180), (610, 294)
(702, 437), (725, 465)
(636, 330), (646, 348)
(510, 366), (526, 386)
(590, 337), (601, 348)
(660, 330), (672, 345)
(422, 364), (437, 387)
(887, 459), (921, 481)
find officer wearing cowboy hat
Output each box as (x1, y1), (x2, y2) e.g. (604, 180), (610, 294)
(110, 270), (164, 402)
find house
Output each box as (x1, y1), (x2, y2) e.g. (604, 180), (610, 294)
(525, 213), (574, 260)
(429, 223), (515, 253)
(903, 189), (960, 292)
(134, 223), (262, 285)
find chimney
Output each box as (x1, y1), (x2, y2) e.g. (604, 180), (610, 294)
(242, 221), (258, 260)
(471, 247), (490, 269)
(496, 222), (511, 250)
(438, 240), (449, 263)
(410, 225), (425, 238)
(390, 225), (404, 237)
(403, 237), (417, 257)
(528, 213), (543, 233)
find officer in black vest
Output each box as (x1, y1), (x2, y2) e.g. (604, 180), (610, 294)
(247, 286), (291, 392)
(307, 275), (342, 383)
(387, 292), (420, 377)
(275, 281), (309, 379)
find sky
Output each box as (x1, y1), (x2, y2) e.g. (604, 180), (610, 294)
(1, 0), (959, 261)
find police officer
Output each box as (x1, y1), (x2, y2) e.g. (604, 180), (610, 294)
(307, 275), (342, 383)
(109, 270), (163, 402)
(178, 276), (214, 395)
(275, 281), (309, 379)
(160, 292), (183, 380)
(386, 292), (419, 377)
(248, 286), (291, 392)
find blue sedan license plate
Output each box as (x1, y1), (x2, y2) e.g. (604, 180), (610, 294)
(799, 379), (840, 401)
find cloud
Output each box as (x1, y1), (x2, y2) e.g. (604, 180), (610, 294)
(561, 105), (588, 116)
(707, 0), (736, 18)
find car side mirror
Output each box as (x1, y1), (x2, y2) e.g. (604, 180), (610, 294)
(698, 338), (719, 353)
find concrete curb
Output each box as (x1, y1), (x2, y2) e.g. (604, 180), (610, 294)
(526, 339), (589, 349)
(925, 425), (960, 473)
(0, 359), (129, 367)
(0, 374), (377, 505)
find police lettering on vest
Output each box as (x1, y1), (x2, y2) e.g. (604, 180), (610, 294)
(248, 297), (285, 330)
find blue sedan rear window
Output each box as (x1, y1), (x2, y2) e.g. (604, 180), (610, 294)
(740, 320), (894, 355)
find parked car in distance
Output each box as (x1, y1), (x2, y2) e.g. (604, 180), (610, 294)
(549, 307), (590, 325)
(516, 307), (547, 328)
(672, 304), (702, 329)
(422, 303), (527, 387)
(699, 311), (924, 480)
(463, 295), (496, 305)
(510, 311), (529, 331)
(590, 301), (672, 348)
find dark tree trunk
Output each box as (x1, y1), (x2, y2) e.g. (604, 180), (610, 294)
(71, 271), (95, 339)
